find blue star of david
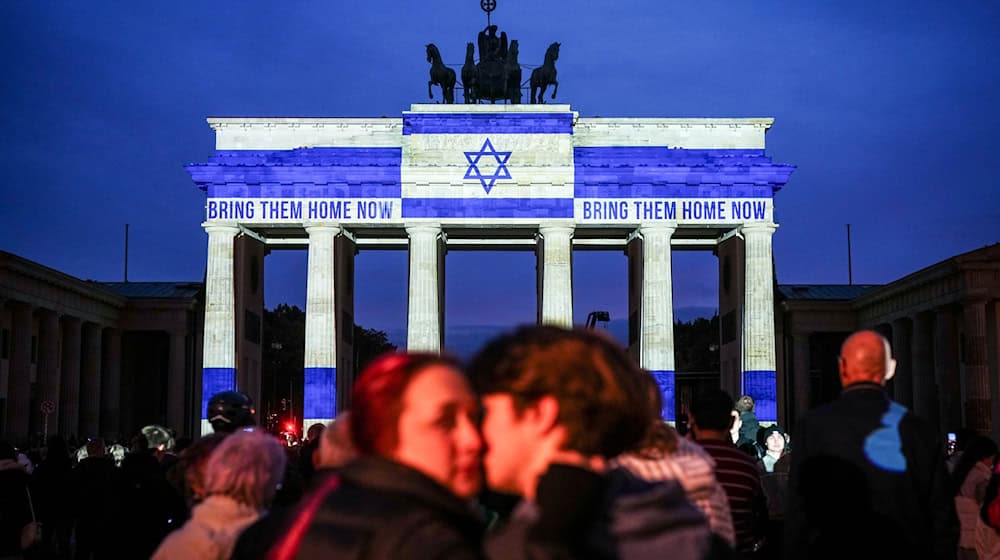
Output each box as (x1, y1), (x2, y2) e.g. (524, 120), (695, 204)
(464, 138), (512, 194)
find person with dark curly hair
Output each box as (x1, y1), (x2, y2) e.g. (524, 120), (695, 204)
(468, 325), (722, 559)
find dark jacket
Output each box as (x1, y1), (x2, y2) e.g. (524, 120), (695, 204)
(115, 451), (187, 559)
(785, 383), (958, 560)
(486, 464), (727, 560)
(72, 455), (119, 525)
(736, 411), (760, 450)
(0, 460), (32, 556)
(280, 456), (485, 559)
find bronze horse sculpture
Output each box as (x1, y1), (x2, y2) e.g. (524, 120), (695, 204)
(505, 40), (522, 104)
(426, 44), (456, 104)
(530, 42), (560, 104)
(461, 43), (478, 104)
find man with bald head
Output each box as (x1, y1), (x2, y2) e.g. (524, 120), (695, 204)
(785, 330), (958, 559)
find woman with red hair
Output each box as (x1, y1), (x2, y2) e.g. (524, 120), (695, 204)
(269, 352), (485, 559)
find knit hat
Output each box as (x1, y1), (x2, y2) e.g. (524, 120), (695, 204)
(757, 424), (787, 448)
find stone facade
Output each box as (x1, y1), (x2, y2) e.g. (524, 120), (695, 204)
(0, 251), (204, 442)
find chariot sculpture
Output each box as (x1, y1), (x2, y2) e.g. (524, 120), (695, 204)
(425, 1), (559, 105)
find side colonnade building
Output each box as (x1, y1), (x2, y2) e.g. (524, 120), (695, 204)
(0, 251), (204, 442)
(778, 243), (1000, 438)
(187, 104), (796, 434)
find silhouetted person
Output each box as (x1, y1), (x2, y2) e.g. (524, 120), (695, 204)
(115, 430), (187, 558)
(33, 435), (74, 559)
(0, 441), (33, 558)
(786, 330), (958, 559)
(206, 391), (256, 434)
(297, 423), (325, 483)
(72, 439), (119, 560)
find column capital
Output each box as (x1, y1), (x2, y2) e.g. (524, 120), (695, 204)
(963, 295), (991, 307)
(60, 315), (82, 327)
(538, 222), (575, 236)
(741, 222), (778, 235)
(638, 221), (677, 233)
(303, 222), (342, 236)
(35, 307), (58, 319)
(405, 222), (442, 237)
(202, 222), (240, 235)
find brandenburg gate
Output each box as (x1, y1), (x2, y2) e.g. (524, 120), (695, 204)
(187, 104), (795, 433)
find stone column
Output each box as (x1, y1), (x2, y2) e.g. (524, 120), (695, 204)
(963, 299), (991, 434)
(304, 224), (339, 429)
(99, 328), (121, 439)
(742, 222), (778, 422)
(639, 223), (677, 420)
(167, 331), (188, 435)
(79, 322), (102, 438)
(407, 223), (443, 352)
(538, 223), (574, 328)
(989, 301), (1000, 443)
(891, 318), (914, 408)
(911, 312), (938, 429)
(5, 302), (33, 440)
(201, 223), (239, 435)
(934, 306), (962, 432)
(791, 332), (811, 424)
(36, 309), (61, 436)
(334, 234), (357, 412)
(59, 317), (82, 437)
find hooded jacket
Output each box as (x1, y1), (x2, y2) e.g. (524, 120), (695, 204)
(0, 459), (32, 556)
(485, 464), (729, 560)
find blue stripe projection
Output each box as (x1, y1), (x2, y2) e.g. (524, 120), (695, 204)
(575, 147), (769, 161)
(402, 198), (574, 219)
(304, 367), (336, 419)
(575, 185), (774, 199)
(574, 147), (795, 194)
(402, 113), (574, 135)
(207, 184), (401, 198)
(187, 148), (401, 192)
(208, 148), (401, 164)
(863, 401), (908, 472)
(201, 367), (236, 419)
(743, 370), (777, 422)
(650, 370), (676, 422)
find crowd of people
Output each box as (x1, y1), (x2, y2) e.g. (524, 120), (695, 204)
(0, 326), (987, 559)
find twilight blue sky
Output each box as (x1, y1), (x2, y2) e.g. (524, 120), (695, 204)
(3, 0), (999, 350)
